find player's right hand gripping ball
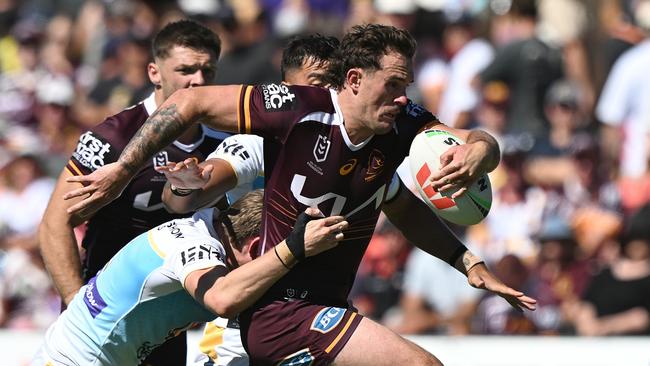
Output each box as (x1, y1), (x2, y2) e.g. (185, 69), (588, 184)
(408, 128), (492, 225)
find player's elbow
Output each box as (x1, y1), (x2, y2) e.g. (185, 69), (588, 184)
(168, 88), (201, 125)
(209, 297), (240, 318)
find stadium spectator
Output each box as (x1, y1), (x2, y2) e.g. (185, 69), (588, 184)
(527, 217), (592, 334)
(417, 10), (494, 128)
(37, 19), (226, 365)
(596, 0), (650, 214)
(479, 0), (564, 139)
(0, 155), (57, 330)
(393, 246), (482, 335)
(568, 203), (650, 335)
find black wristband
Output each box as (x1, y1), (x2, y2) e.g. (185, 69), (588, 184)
(274, 246), (291, 269)
(170, 184), (195, 197)
(447, 245), (468, 266)
(285, 211), (318, 261)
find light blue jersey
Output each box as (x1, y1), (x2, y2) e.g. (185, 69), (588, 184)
(33, 209), (225, 366)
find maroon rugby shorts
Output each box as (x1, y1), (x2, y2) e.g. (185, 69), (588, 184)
(241, 300), (363, 366)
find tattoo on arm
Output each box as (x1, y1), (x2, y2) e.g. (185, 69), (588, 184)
(119, 104), (188, 174)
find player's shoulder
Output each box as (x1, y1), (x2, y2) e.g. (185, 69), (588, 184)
(152, 210), (222, 255)
(397, 100), (438, 126)
(257, 83), (335, 113)
(92, 102), (149, 143)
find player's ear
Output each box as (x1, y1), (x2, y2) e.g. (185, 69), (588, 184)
(247, 236), (261, 259)
(346, 68), (362, 93)
(147, 61), (162, 88)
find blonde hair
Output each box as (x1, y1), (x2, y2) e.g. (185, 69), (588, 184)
(219, 189), (264, 250)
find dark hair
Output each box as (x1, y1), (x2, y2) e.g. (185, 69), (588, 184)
(281, 34), (339, 80)
(510, 0), (538, 20)
(152, 20), (221, 60)
(325, 24), (417, 90)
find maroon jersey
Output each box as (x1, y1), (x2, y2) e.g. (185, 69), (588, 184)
(236, 84), (438, 305)
(66, 94), (229, 279)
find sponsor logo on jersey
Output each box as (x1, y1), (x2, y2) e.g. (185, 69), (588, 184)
(313, 135), (331, 163)
(364, 149), (385, 182)
(405, 100), (427, 118)
(83, 276), (108, 318)
(153, 151), (169, 168)
(157, 221), (184, 238)
(310, 307), (346, 334)
(261, 83), (296, 111)
(218, 139), (251, 160)
(290, 174), (385, 217)
(72, 131), (112, 171)
(277, 348), (314, 366)
(339, 159), (357, 176)
(180, 244), (223, 266)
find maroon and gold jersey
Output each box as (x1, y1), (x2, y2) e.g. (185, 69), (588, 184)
(66, 94), (229, 279)
(236, 84), (438, 304)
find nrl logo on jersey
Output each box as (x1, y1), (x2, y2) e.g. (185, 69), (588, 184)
(313, 135), (331, 163)
(153, 151), (169, 168)
(261, 84), (296, 111)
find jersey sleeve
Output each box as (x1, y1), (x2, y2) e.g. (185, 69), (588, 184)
(155, 213), (228, 289)
(207, 134), (264, 186)
(66, 118), (123, 176)
(397, 100), (440, 155)
(168, 237), (227, 290)
(236, 84), (334, 142)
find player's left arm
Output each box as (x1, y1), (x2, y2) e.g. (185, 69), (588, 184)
(185, 209), (347, 318)
(427, 124), (500, 197)
(382, 182), (536, 312)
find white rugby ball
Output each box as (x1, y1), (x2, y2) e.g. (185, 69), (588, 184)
(408, 128), (492, 225)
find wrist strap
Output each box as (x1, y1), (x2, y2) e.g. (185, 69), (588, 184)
(466, 260), (485, 274)
(285, 211), (317, 261)
(170, 184), (195, 196)
(274, 246), (291, 269)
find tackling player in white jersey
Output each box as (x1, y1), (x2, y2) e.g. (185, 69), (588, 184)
(32, 190), (347, 366)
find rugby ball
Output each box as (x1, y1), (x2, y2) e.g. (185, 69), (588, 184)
(408, 128), (492, 225)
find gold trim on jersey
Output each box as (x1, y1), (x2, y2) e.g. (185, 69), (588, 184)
(243, 85), (253, 134)
(236, 85), (244, 133)
(325, 312), (357, 353)
(147, 231), (166, 258)
(199, 321), (225, 361)
(66, 160), (84, 176)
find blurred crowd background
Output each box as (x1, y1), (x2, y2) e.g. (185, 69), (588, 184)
(1, 0), (650, 337)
